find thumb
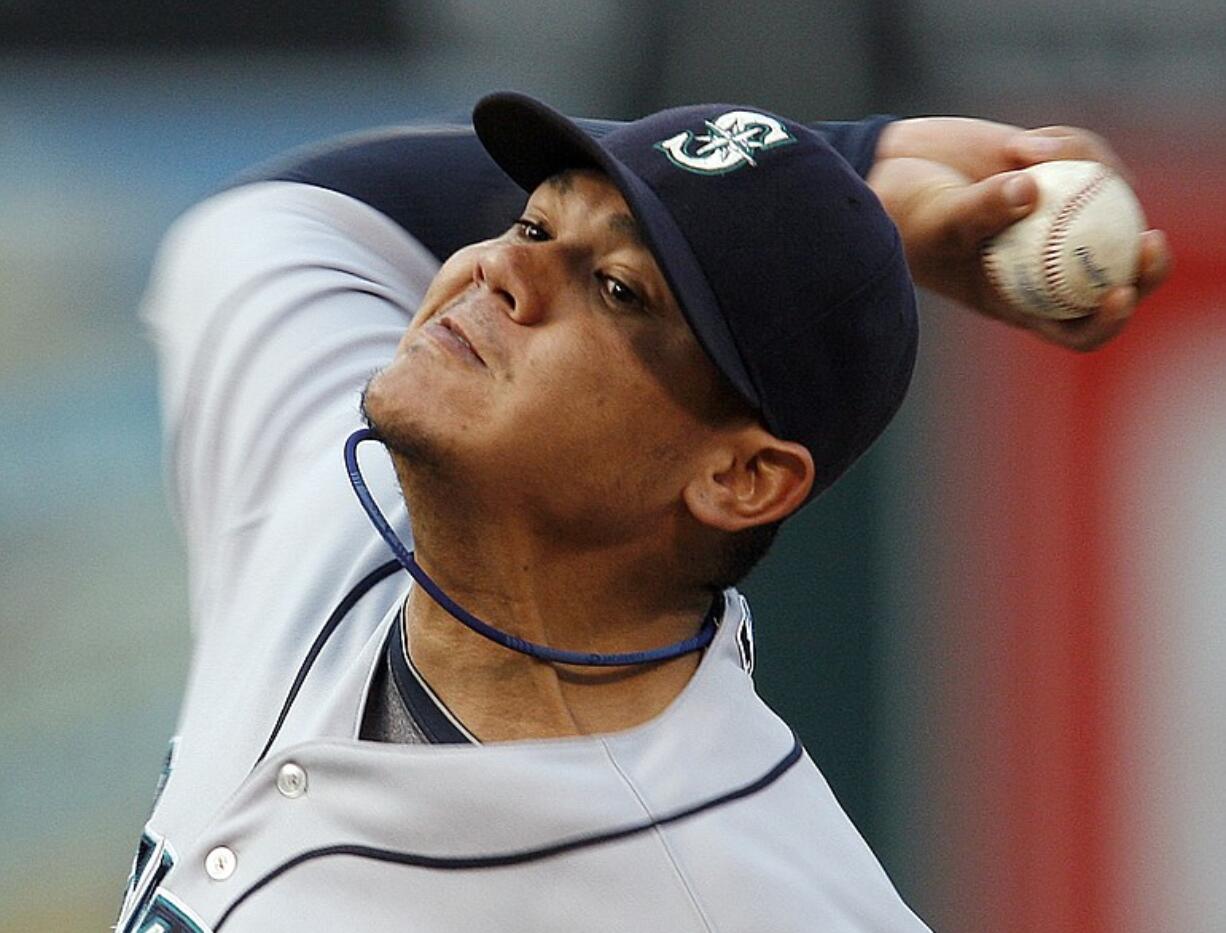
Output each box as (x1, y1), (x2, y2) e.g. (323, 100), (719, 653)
(937, 170), (1038, 251)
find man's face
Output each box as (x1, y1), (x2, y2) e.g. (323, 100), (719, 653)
(363, 169), (737, 541)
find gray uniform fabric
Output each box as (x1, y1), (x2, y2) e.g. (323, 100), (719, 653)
(117, 182), (930, 932)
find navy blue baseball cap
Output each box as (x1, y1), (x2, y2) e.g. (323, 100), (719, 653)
(473, 92), (918, 499)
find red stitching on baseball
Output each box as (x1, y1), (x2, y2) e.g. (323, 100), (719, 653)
(1042, 167), (1111, 315)
(981, 240), (1006, 301)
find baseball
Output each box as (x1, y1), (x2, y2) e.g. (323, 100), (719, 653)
(982, 159), (1146, 320)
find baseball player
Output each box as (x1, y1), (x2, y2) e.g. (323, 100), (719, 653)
(117, 94), (1167, 932)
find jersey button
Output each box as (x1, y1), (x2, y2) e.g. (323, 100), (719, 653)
(205, 845), (237, 881)
(276, 762), (308, 798)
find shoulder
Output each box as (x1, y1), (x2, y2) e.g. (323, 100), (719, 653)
(598, 593), (929, 931)
(150, 180), (439, 309)
(232, 123), (528, 261)
(675, 747), (929, 931)
(146, 180), (438, 435)
(143, 181), (434, 633)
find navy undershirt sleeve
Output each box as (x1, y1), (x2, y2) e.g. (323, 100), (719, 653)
(231, 114), (894, 264)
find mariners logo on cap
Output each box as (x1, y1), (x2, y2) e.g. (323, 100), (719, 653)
(655, 110), (795, 175)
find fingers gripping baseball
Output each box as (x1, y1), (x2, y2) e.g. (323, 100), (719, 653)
(1134, 228), (1173, 300)
(871, 116), (1172, 351)
(937, 171), (1038, 253)
(873, 157), (1171, 350)
(1025, 228), (1171, 352)
(868, 156), (1039, 314)
(1007, 126), (1129, 179)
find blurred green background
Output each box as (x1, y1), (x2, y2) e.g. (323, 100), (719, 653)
(2, 2), (1223, 930)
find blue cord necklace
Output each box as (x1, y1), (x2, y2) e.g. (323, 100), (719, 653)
(344, 428), (717, 667)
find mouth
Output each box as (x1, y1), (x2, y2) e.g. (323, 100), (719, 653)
(435, 316), (487, 367)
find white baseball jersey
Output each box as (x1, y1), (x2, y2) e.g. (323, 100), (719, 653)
(119, 181), (930, 932)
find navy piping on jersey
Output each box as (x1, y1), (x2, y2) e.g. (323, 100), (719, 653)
(253, 559), (403, 768)
(215, 732), (805, 930)
(386, 606), (474, 745)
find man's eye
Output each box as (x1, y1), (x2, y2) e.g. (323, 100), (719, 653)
(600, 275), (642, 308)
(513, 218), (550, 241)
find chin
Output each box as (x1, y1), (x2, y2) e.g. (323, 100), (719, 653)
(360, 365), (394, 428)
(360, 369), (456, 478)
(361, 369), (416, 449)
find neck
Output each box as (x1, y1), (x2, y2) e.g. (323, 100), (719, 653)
(401, 499), (714, 742)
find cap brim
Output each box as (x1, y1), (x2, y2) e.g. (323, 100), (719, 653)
(472, 92), (762, 413)
(472, 93), (608, 194)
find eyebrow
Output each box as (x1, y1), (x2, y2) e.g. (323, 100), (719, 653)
(541, 173), (648, 249)
(608, 213), (647, 249)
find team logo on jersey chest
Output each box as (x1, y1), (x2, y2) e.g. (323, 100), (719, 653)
(655, 111), (795, 175)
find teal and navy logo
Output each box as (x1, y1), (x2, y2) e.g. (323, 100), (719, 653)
(655, 111), (795, 175)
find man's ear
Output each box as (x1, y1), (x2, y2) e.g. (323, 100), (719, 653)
(681, 427), (815, 533)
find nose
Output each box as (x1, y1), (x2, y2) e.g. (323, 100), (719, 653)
(473, 243), (548, 325)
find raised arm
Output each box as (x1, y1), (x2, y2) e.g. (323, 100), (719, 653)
(242, 111), (1169, 352)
